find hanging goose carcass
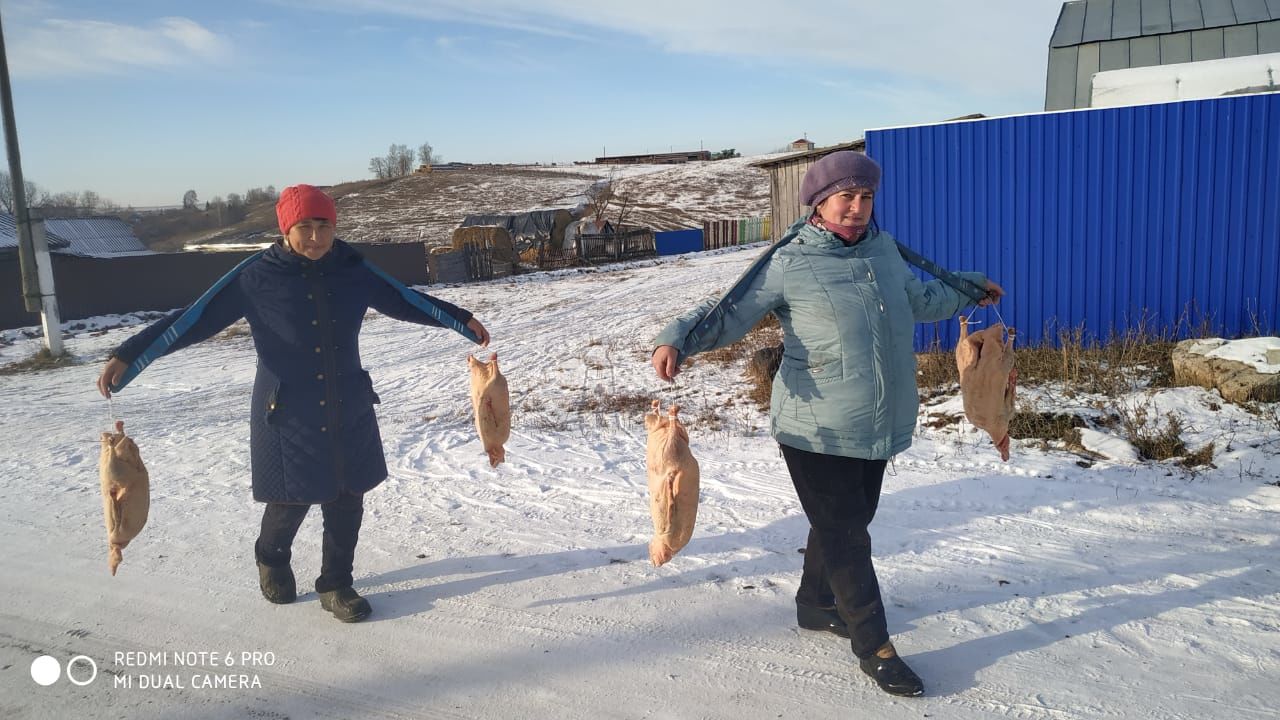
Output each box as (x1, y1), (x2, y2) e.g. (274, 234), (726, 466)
(645, 400), (700, 566)
(468, 353), (511, 467)
(100, 420), (150, 575)
(955, 318), (1017, 461)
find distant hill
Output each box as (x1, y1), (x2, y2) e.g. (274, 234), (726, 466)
(128, 157), (775, 251)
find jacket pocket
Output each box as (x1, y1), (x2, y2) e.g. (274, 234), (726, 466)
(791, 356), (843, 386)
(778, 356), (844, 424)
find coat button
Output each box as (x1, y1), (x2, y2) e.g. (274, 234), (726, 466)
(307, 293), (313, 299)
(320, 426), (327, 432)
(316, 373), (324, 380)
(314, 346), (321, 353)
(312, 320), (318, 326)
(319, 400), (326, 406)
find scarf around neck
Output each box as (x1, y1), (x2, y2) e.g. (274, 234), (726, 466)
(808, 214), (867, 244)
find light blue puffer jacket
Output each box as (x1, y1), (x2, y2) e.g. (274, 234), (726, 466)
(654, 221), (986, 460)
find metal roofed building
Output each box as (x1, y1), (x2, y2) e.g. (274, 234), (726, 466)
(0, 214), (72, 254)
(0, 214), (149, 257)
(1046, 0), (1280, 110)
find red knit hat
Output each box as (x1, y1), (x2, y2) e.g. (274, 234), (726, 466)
(275, 184), (337, 236)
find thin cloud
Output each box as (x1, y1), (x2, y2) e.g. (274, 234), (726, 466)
(412, 34), (551, 74)
(313, 0), (1063, 96)
(298, 0), (590, 42)
(9, 16), (232, 78)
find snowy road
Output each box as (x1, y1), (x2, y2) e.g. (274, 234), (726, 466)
(2, 246), (1278, 719)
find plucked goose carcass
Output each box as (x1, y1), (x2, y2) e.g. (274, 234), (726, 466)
(644, 400), (700, 566)
(955, 318), (1017, 461)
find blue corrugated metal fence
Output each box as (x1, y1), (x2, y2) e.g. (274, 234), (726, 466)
(867, 93), (1280, 351)
(655, 229), (703, 255)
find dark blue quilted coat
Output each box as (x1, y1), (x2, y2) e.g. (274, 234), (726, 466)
(111, 240), (473, 504)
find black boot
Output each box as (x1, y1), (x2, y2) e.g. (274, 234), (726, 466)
(257, 561), (297, 604)
(796, 603), (851, 638)
(859, 652), (924, 697)
(319, 586), (372, 623)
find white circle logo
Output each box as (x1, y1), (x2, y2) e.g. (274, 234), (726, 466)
(30, 655), (61, 686)
(67, 655), (98, 686)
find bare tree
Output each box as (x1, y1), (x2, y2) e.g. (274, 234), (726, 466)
(613, 182), (635, 229)
(182, 189), (199, 209)
(371, 143), (423, 179)
(80, 190), (100, 212)
(207, 196), (225, 226)
(0, 171), (42, 214)
(585, 169), (633, 227)
(585, 174), (616, 225)
(417, 142), (439, 167)
(40, 191), (81, 215)
(0, 172), (15, 214)
(226, 193), (247, 223)
(244, 186), (276, 203)
(386, 144), (414, 177)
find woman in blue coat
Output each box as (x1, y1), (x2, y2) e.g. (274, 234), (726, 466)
(651, 152), (1002, 696)
(96, 184), (489, 623)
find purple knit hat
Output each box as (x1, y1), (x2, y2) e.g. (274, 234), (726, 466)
(799, 151), (882, 207)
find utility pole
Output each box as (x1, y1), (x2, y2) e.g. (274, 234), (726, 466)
(0, 11), (63, 355)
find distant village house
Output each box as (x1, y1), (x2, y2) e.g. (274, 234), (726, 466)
(593, 150), (712, 165)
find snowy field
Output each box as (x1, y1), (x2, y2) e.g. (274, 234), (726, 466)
(1, 244), (1278, 719)
(333, 156), (776, 246)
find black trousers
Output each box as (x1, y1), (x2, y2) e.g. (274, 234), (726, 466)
(254, 491), (365, 594)
(780, 443), (889, 659)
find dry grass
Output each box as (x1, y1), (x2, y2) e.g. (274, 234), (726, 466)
(0, 348), (81, 375)
(1015, 325), (1176, 396)
(915, 346), (958, 401)
(1240, 401), (1280, 434)
(1109, 401), (1187, 461)
(922, 411), (963, 429)
(569, 391), (654, 415)
(1009, 411), (1088, 443)
(918, 318), (1180, 400)
(1179, 442), (1216, 469)
(691, 404), (725, 432)
(704, 313), (782, 366)
(700, 313), (783, 409)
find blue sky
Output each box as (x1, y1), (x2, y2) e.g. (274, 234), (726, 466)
(3, 0), (1066, 208)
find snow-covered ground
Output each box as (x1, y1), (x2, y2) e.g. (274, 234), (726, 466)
(1, 245), (1278, 719)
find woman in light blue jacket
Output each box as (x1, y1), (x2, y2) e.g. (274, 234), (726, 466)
(651, 151), (1002, 697)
